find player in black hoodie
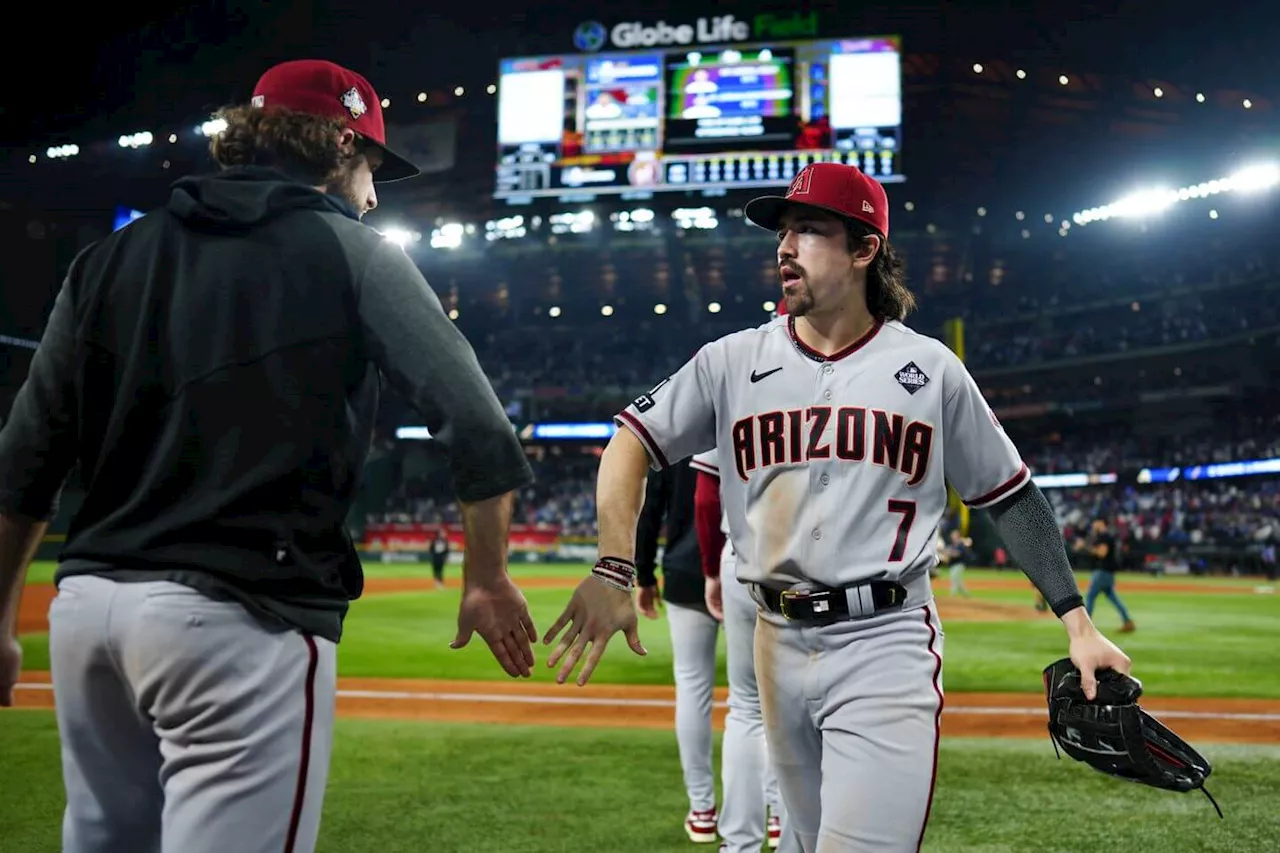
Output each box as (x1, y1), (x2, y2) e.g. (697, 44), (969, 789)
(0, 60), (536, 853)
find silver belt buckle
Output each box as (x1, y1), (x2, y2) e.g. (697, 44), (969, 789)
(779, 589), (833, 620)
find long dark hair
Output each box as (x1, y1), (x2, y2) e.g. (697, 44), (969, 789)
(208, 104), (363, 186)
(846, 221), (915, 322)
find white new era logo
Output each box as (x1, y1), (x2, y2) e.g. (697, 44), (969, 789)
(862, 200), (875, 213)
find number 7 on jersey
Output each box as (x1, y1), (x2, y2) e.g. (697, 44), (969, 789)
(887, 499), (917, 562)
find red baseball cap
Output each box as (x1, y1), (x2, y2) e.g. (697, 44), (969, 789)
(744, 162), (889, 238)
(251, 59), (420, 183)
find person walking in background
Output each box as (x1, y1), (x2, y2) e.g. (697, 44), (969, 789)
(945, 529), (974, 597)
(1084, 517), (1136, 632)
(430, 528), (450, 589)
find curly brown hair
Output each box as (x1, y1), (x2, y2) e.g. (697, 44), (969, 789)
(208, 104), (364, 186)
(846, 221), (916, 322)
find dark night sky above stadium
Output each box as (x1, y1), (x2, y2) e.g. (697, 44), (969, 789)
(5, 0), (1276, 147)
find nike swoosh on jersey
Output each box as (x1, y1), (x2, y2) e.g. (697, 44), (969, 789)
(750, 367), (783, 383)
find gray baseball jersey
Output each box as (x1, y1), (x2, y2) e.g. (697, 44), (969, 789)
(616, 315), (1029, 590)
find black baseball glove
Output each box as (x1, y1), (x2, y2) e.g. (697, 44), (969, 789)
(1042, 657), (1223, 818)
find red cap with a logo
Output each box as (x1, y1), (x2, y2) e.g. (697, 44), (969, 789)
(251, 59), (420, 183)
(744, 162), (889, 238)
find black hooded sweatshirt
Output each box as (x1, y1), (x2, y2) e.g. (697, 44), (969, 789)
(0, 166), (533, 642)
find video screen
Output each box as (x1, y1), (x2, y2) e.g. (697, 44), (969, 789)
(494, 35), (903, 200)
(663, 48), (797, 154)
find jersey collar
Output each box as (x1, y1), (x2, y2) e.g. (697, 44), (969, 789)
(786, 315), (884, 363)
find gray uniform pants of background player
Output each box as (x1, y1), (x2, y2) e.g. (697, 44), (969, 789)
(753, 573), (944, 853)
(666, 549), (799, 853)
(48, 575), (337, 853)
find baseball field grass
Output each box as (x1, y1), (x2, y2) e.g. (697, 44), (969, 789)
(5, 561), (1279, 852)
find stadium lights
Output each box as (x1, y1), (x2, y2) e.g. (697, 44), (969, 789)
(1196, 92), (1206, 103)
(430, 222), (464, 249)
(381, 98), (390, 108)
(1210, 209), (1219, 219)
(1016, 69), (1027, 79)
(972, 63), (983, 74)
(486, 84), (496, 95)
(549, 306), (562, 318)
(673, 207), (718, 230)
(763, 300), (776, 312)
(118, 131), (153, 148)
(1072, 162), (1280, 225)
(486, 215), (527, 241)
(27, 154), (36, 164)
(550, 211), (594, 235)
(654, 303), (667, 315)
(168, 133), (178, 143)
(1153, 87), (1164, 98)
(447, 309), (459, 320)
(1058, 75), (1069, 86)
(199, 118), (228, 137)
(611, 208), (655, 232)
(46, 144), (79, 159)
(601, 305), (614, 317)
(380, 227), (420, 247)
(454, 86), (464, 96)
(708, 302), (722, 313)
(417, 92), (427, 102)
(1243, 98), (1253, 109)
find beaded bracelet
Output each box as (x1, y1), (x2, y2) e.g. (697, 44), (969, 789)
(592, 557), (637, 592)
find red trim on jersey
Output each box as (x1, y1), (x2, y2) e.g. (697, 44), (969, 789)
(915, 606), (945, 853)
(964, 463), (1031, 508)
(787, 315), (883, 363)
(284, 634), (319, 853)
(615, 411), (671, 469)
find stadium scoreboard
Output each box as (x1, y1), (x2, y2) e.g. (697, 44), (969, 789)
(495, 23), (903, 201)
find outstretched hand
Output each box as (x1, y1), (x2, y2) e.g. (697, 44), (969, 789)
(451, 576), (538, 678)
(544, 576), (647, 686)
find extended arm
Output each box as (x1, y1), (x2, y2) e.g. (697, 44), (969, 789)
(986, 481), (1130, 698)
(542, 427), (652, 685)
(357, 242), (537, 676)
(986, 482), (1083, 617)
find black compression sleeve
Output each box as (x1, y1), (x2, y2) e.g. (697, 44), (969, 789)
(985, 482), (1085, 618)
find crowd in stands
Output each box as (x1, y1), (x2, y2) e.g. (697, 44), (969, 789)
(1017, 410), (1280, 474)
(964, 281), (1280, 370)
(373, 431), (1280, 573)
(452, 280), (1280, 406)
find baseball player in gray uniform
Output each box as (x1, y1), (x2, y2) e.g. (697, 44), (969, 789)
(545, 162), (1134, 852)
(690, 447), (793, 853)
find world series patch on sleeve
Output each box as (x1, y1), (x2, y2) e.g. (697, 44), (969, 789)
(1042, 658), (1224, 818)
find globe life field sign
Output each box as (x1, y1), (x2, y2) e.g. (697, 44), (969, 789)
(575, 13), (821, 51)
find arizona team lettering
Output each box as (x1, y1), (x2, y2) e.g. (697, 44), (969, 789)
(732, 406), (933, 486)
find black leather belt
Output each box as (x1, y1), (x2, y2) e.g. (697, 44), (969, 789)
(752, 580), (908, 622)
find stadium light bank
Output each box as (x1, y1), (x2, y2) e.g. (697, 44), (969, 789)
(1072, 162), (1280, 226)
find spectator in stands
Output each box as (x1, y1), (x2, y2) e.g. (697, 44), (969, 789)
(1082, 518), (1136, 632)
